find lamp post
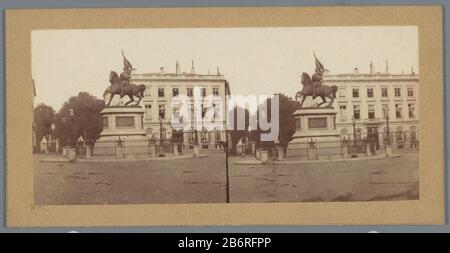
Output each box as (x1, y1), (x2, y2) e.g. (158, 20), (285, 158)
(159, 117), (163, 146)
(351, 115), (356, 149)
(62, 116), (67, 147)
(386, 113), (391, 145)
(50, 122), (55, 153)
(384, 108), (393, 157)
(69, 108), (75, 146)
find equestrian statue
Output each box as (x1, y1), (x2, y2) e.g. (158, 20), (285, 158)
(295, 53), (338, 107)
(103, 51), (146, 107)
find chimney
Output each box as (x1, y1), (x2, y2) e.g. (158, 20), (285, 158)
(176, 61), (180, 75)
(190, 60), (195, 74)
(369, 61), (375, 75)
(217, 67), (220, 75)
(411, 66), (415, 75)
(160, 67), (165, 74)
(385, 60), (390, 74)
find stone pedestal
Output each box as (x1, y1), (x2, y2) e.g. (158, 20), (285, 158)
(62, 146), (69, 157)
(173, 144), (179, 156)
(255, 149), (261, 160)
(68, 147), (77, 161)
(116, 145), (125, 159)
(342, 144), (349, 158)
(385, 144), (393, 157)
(193, 145), (200, 157)
(277, 147), (285, 161)
(94, 106), (147, 156)
(85, 145), (92, 158)
(260, 150), (269, 163)
(288, 107), (340, 160)
(149, 144), (156, 157)
(366, 143), (372, 157)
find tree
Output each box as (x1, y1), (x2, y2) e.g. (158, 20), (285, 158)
(34, 103), (55, 152)
(54, 92), (105, 146)
(227, 105), (251, 156)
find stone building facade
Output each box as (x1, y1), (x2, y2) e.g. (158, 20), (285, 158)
(325, 61), (419, 151)
(131, 61), (230, 150)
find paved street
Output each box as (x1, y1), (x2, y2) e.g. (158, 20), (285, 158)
(229, 152), (419, 202)
(34, 153), (227, 205)
(34, 152), (418, 205)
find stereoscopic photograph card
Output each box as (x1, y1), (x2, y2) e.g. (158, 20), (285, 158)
(5, 6), (444, 227)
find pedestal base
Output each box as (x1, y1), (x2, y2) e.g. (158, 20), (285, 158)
(93, 106), (148, 157)
(288, 107), (341, 160)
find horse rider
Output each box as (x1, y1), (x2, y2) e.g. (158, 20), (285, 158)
(119, 52), (133, 98)
(311, 53), (325, 99)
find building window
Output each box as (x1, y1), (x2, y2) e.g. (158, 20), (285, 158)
(381, 88), (388, 97)
(394, 88), (401, 97)
(145, 104), (152, 119)
(340, 128), (348, 139)
(410, 126), (417, 141)
(201, 88), (207, 97)
(407, 88), (414, 97)
(408, 103), (415, 118)
(213, 88), (219, 96)
(339, 105), (347, 121)
(382, 104), (389, 119)
(201, 130), (208, 141)
(158, 104), (165, 119)
(188, 132), (195, 142)
(338, 87), (346, 98)
(144, 87), (151, 97)
(158, 88), (165, 97)
(396, 126), (404, 142)
(102, 116), (108, 128)
(215, 130), (221, 141)
(367, 88), (374, 98)
(368, 104), (375, 119)
(187, 88), (193, 97)
(353, 105), (360, 120)
(395, 104), (402, 118)
(295, 118), (301, 130)
(352, 88), (359, 98)
(172, 88), (179, 97)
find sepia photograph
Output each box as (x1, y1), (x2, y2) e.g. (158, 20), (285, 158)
(32, 26), (420, 205)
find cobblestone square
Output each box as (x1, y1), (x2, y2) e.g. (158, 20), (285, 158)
(34, 152), (418, 205)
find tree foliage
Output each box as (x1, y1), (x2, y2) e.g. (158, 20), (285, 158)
(34, 103), (55, 148)
(53, 92), (105, 146)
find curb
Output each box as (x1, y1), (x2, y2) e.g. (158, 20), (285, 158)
(233, 154), (401, 165)
(40, 154), (208, 163)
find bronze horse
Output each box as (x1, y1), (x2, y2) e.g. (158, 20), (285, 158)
(295, 72), (338, 107)
(103, 71), (146, 106)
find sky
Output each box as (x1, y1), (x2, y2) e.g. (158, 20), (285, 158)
(32, 27), (418, 111)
